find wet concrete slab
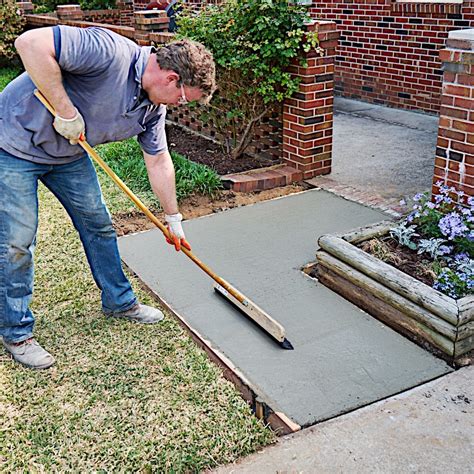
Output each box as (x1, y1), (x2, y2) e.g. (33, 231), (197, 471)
(119, 190), (452, 427)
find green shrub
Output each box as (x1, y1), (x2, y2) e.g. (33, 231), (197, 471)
(0, 66), (22, 92)
(0, 0), (25, 66)
(176, 0), (320, 158)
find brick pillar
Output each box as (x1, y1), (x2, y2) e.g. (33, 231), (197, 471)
(16, 1), (34, 14)
(134, 10), (169, 45)
(56, 4), (83, 21)
(133, 0), (148, 11)
(435, 29), (474, 200)
(282, 20), (339, 179)
(117, 0), (134, 26)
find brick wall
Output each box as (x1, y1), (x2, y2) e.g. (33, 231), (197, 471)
(434, 28), (474, 199)
(310, 0), (474, 114)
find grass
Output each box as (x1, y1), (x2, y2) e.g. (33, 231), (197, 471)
(0, 66), (275, 470)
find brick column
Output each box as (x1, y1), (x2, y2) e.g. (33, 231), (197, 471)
(133, 0), (148, 11)
(282, 20), (339, 179)
(117, 0), (134, 26)
(134, 10), (169, 45)
(16, 1), (34, 14)
(435, 29), (474, 200)
(56, 4), (83, 21)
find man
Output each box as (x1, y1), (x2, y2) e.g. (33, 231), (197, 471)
(0, 25), (216, 369)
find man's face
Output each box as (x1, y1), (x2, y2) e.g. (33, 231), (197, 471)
(150, 80), (203, 107)
(142, 57), (204, 106)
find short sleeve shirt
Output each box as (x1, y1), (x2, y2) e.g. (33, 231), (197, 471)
(0, 26), (168, 164)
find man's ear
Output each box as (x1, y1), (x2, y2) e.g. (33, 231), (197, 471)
(166, 71), (180, 84)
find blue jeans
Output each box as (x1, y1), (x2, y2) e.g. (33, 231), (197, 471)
(0, 149), (137, 343)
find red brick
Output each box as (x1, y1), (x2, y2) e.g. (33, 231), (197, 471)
(439, 128), (466, 142)
(440, 106), (469, 120)
(452, 141), (474, 154)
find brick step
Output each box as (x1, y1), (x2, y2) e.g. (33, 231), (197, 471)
(221, 165), (303, 192)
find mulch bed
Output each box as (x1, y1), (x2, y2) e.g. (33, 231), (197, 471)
(165, 124), (281, 175)
(358, 237), (436, 287)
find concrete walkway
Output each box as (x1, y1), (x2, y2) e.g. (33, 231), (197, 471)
(215, 365), (473, 474)
(119, 190), (451, 428)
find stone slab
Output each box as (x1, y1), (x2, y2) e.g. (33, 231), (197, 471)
(119, 190), (452, 427)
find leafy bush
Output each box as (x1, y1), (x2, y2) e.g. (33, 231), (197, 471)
(391, 184), (474, 298)
(0, 66), (22, 92)
(176, 0), (321, 158)
(96, 138), (222, 204)
(0, 0), (25, 66)
(32, 0), (116, 13)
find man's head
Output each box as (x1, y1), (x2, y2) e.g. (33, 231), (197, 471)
(142, 39), (216, 106)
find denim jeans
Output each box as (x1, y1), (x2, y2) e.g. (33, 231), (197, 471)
(0, 149), (137, 343)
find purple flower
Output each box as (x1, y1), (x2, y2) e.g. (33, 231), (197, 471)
(413, 193), (424, 202)
(439, 245), (452, 255)
(434, 194), (444, 204)
(454, 252), (469, 264)
(439, 212), (469, 240)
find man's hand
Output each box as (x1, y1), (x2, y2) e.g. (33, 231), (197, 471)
(53, 108), (85, 145)
(165, 213), (191, 251)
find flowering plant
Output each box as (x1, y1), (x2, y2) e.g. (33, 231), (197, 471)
(391, 183), (473, 299)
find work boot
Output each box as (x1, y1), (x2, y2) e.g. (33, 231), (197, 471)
(2, 338), (56, 370)
(105, 303), (164, 324)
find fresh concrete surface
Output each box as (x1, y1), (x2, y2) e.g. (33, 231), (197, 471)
(308, 97), (439, 202)
(214, 365), (474, 474)
(119, 190), (451, 427)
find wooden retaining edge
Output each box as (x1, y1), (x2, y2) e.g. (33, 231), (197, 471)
(455, 335), (474, 358)
(123, 263), (301, 436)
(335, 221), (395, 244)
(336, 222), (473, 327)
(317, 260), (455, 357)
(458, 295), (474, 325)
(317, 251), (460, 342)
(318, 234), (459, 326)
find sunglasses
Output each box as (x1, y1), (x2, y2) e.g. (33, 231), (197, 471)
(178, 83), (189, 105)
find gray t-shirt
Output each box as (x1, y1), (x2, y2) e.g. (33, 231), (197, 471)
(0, 26), (168, 164)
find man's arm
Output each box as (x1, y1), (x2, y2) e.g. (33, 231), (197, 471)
(15, 27), (76, 119)
(143, 150), (190, 251)
(143, 149), (178, 215)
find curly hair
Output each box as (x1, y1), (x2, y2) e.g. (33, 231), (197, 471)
(155, 39), (216, 103)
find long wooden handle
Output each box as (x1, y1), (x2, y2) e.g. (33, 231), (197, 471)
(34, 89), (249, 305)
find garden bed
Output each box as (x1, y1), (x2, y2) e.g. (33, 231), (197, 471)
(166, 124), (281, 175)
(316, 222), (474, 364)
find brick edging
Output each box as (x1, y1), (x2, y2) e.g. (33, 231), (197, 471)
(221, 165), (303, 193)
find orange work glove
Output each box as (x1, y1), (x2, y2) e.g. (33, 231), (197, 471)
(164, 212), (191, 252)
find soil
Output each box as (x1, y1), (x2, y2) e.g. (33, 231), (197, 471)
(114, 184), (307, 237)
(165, 124), (281, 175)
(358, 236), (436, 287)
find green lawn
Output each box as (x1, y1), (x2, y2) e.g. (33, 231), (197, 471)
(0, 67), (274, 471)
